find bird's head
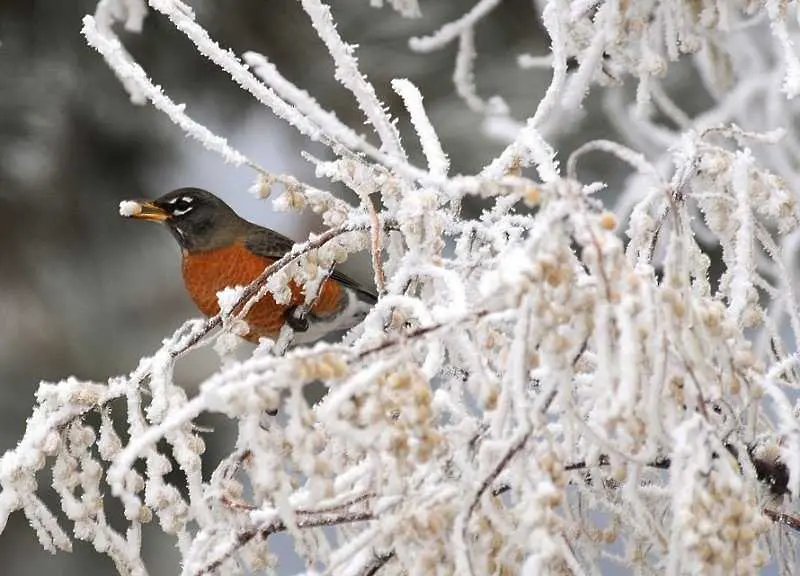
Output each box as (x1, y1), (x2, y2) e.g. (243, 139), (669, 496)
(120, 187), (244, 252)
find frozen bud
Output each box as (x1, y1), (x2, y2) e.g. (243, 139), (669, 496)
(249, 173), (275, 199)
(230, 318), (250, 337)
(338, 399), (357, 420)
(68, 423), (96, 450)
(82, 459), (102, 481)
(299, 258), (320, 281)
(698, 151), (729, 175)
(310, 354), (349, 380)
(274, 181), (306, 211)
(53, 454), (79, 489)
(137, 505), (153, 523)
(83, 495), (103, 515)
(124, 470), (145, 493)
(599, 211), (617, 230)
(214, 331), (242, 358)
(26, 450), (46, 473)
(222, 478), (244, 498)
(738, 525), (756, 542)
(680, 36), (701, 54)
(523, 186), (541, 206)
(267, 271), (293, 304)
(313, 458), (330, 475)
(123, 497), (144, 521)
(322, 208), (347, 227)
(742, 308), (760, 328)
(149, 452), (172, 476)
(387, 372), (412, 390)
(185, 455), (205, 479)
(98, 411), (122, 460)
(647, 56), (667, 77)
(482, 385), (499, 410)
(388, 308), (408, 330)
(42, 431), (62, 456)
(187, 435), (206, 455)
(71, 388), (100, 406)
(246, 546), (277, 571)
(255, 385), (280, 414)
(733, 348), (755, 370)
(162, 513), (186, 535)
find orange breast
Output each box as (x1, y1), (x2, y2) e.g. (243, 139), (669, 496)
(182, 242), (344, 341)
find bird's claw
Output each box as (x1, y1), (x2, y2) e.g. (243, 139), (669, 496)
(286, 306), (309, 332)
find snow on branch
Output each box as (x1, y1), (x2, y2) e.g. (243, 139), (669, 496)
(82, 15), (250, 166)
(5, 0), (800, 574)
(408, 0), (501, 53)
(391, 78), (449, 178)
(299, 0), (406, 159)
(94, 0), (147, 33)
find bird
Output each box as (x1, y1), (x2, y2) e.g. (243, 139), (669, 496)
(120, 187), (377, 346)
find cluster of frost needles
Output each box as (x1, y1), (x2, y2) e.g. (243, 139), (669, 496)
(4, 0), (800, 574)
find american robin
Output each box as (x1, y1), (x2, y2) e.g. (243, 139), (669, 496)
(120, 187), (377, 345)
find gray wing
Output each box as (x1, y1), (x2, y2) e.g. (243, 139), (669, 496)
(243, 227), (296, 260)
(244, 227), (378, 304)
(329, 268), (378, 304)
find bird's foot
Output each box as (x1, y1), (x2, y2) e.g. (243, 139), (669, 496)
(286, 306), (310, 332)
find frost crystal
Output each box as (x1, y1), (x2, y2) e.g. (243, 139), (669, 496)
(5, 1), (800, 574)
(216, 285), (245, 316)
(118, 200), (142, 217)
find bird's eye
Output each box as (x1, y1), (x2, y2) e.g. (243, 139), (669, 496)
(167, 196), (195, 217)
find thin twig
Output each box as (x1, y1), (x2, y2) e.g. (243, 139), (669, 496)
(358, 550), (396, 576)
(195, 510), (374, 575)
(467, 431), (531, 519)
(355, 308), (493, 360)
(763, 508), (800, 532)
(492, 446), (790, 501)
(363, 192), (387, 295)
(220, 492), (375, 516)
(454, 431), (531, 576)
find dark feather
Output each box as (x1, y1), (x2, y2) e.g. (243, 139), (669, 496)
(243, 226), (295, 260)
(244, 226), (377, 304)
(330, 269), (378, 304)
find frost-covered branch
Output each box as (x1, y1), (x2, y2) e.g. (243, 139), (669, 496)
(5, 0), (800, 574)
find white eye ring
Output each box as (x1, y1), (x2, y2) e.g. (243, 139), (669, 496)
(172, 206), (193, 216)
(166, 195), (194, 205)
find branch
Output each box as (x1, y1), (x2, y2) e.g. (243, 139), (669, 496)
(409, 0), (502, 52)
(358, 550), (396, 576)
(299, 0), (406, 159)
(195, 509), (374, 575)
(492, 445), (791, 504)
(454, 430), (531, 575)
(563, 443), (791, 497)
(82, 16), (251, 167)
(467, 431), (531, 519)
(763, 508), (800, 532)
(392, 78), (449, 178)
(355, 308), (493, 360)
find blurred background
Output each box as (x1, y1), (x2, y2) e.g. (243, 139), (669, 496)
(0, 0), (711, 574)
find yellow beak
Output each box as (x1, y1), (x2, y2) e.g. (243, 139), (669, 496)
(120, 199), (169, 222)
